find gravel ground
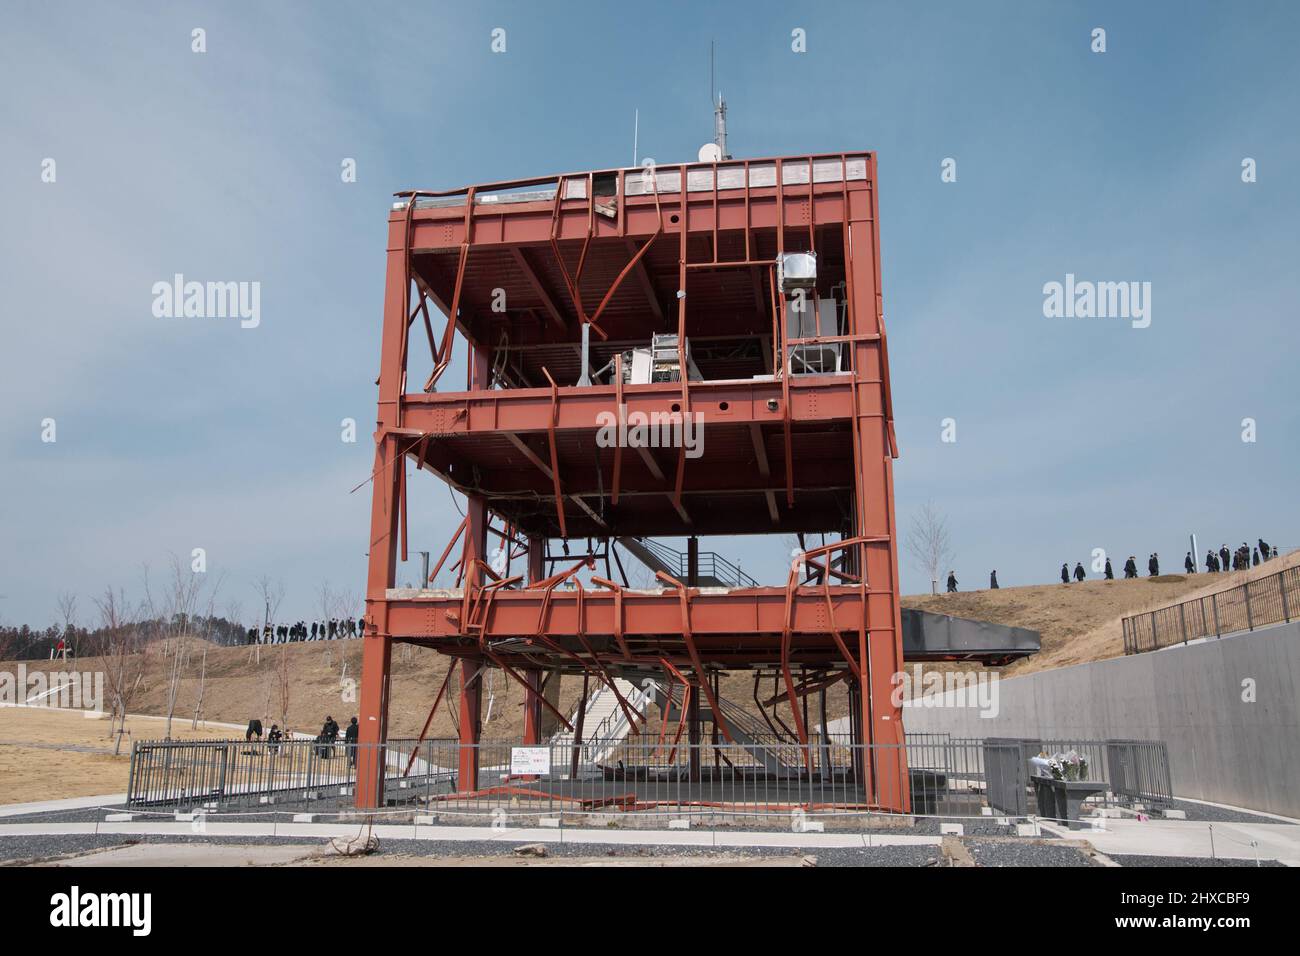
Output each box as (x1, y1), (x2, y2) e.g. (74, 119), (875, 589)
(0, 833), (942, 867)
(16, 831), (1279, 867)
(965, 839), (1098, 867)
(1157, 799), (1291, 825)
(1109, 854), (1285, 868)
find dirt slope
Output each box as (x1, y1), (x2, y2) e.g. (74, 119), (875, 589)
(1, 640), (580, 742)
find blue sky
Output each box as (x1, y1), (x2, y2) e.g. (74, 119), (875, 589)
(1, 0), (1297, 626)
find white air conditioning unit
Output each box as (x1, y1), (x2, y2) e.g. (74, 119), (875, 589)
(777, 251), (817, 293)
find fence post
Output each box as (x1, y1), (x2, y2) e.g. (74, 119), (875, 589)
(1281, 569), (1291, 623)
(1244, 580), (1253, 631)
(126, 741), (138, 806)
(1150, 612), (1158, 651)
(1212, 592), (1221, 637)
(1178, 603), (1188, 645)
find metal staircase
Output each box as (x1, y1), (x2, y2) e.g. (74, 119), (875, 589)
(616, 537), (759, 588)
(550, 677), (651, 763)
(650, 682), (801, 777)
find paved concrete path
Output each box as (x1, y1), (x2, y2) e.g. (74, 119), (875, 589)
(1040, 817), (1300, 865)
(0, 793), (129, 818)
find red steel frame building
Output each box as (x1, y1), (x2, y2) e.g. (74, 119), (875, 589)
(356, 151), (910, 811)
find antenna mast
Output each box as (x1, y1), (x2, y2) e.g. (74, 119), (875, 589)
(710, 41), (730, 160)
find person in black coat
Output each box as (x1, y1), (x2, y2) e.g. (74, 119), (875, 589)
(1124, 556), (1137, 579)
(1184, 552), (1195, 574)
(1061, 563), (1070, 584)
(345, 717), (360, 766)
(1104, 558), (1114, 580)
(1073, 562), (1085, 582)
(1253, 548), (1261, 566)
(990, 570), (999, 589)
(1148, 553), (1160, 576)
(946, 571), (958, 593)
(1259, 539), (1271, 561)
(1219, 545), (1230, 572)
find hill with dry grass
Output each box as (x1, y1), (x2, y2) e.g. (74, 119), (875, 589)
(904, 549), (1299, 676)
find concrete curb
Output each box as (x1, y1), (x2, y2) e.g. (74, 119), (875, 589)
(0, 819), (941, 850)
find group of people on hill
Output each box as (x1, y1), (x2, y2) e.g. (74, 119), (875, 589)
(1117, 555), (1159, 579)
(246, 618), (364, 644)
(1202, 539), (1275, 573)
(946, 536), (1279, 593)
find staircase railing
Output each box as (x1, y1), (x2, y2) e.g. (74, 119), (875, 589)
(631, 537), (759, 588)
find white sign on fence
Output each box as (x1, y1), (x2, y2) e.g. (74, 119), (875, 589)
(510, 746), (551, 776)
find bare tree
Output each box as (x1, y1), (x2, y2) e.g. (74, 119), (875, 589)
(255, 575), (286, 631)
(906, 501), (953, 595)
(190, 590), (231, 730)
(95, 587), (144, 755)
(334, 588), (361, 634)
(318, 579), (338, 637)
(191, 642), (209, 731)
(261, 672), (275, 733)
(147, 555), (216, 738)
(55, 591), (77, 659)
(275, 645), (291, 734)
(250, 576), (285, 665)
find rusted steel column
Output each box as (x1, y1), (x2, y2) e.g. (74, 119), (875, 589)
(355, 633), (391, 807)
(685, 535), (703, 782)
(457, 659), (483, 791)
(570, 673), (589, 778)
(846, 164), (908, 812)
(688, 679), (701, 783)
(522, 668), (543, 746)
(528, 534), (546, 585)
(356, 233), (412, 809)
(522, 534), (547, 747)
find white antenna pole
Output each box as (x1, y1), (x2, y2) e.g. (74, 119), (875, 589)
(710, 41), (729, 160)
(633, 108), (639, 167)
(715, 92), (728, 159)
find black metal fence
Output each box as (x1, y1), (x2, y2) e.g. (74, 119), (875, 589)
(1105, 739), (1173, 807)
(126, 737), (435, 809)
(127, 733), (1172, 821)
(1122, 563), (1299, 654)
(983, 738), (1171, 815)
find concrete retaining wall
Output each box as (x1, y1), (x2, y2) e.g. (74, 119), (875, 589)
(902, 621), (1300, 818)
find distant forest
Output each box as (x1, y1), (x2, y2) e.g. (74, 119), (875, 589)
(0, 615), (248, 662)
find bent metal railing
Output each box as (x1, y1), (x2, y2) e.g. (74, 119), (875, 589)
(1122, 562), (1299, 654)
